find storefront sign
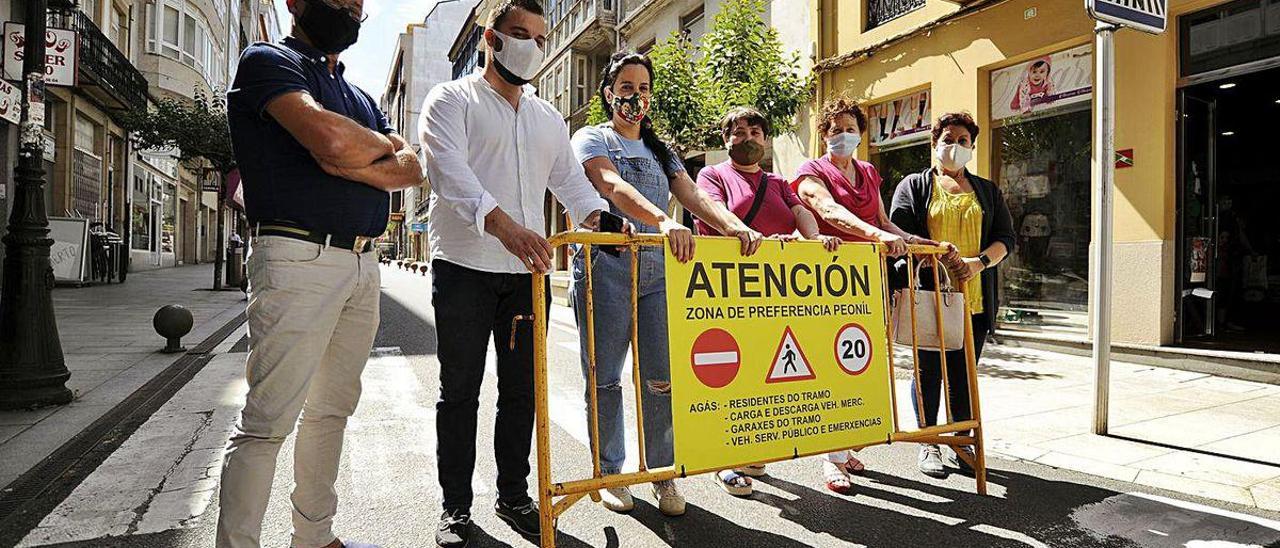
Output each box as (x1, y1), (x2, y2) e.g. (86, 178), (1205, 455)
(991, 44), (1093, 122)
(0, 78), (18, 125)
(664, 238), (893, 474)
(867, 89), (931, 147)
(3, 23), (78, 86)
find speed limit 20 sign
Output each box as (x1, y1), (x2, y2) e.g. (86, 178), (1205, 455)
(834, 323), (872, 376)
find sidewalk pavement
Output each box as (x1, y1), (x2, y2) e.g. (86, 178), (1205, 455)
(546, 303), (1280, 513)
(904, 338), (1280, 512)
(0, 264), (246, 488)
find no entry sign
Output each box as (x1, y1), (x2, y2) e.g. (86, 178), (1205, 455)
(690, 328), (740, 388)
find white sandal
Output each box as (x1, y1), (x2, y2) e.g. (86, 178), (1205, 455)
(714, 469), (753, 497)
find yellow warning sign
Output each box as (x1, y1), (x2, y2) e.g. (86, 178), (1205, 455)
(665, 238), (895, 474)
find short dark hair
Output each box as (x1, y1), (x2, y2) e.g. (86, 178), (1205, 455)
(488, 0), (544, 29)
(932, 112), (981, 144)
(720, 106), (770, 142)
(817, 96), (868, 137)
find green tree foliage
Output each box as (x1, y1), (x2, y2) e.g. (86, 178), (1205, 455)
(120, 88), (235, 176)
(647, 0), (811, 153)
(585, 93), (608, 126)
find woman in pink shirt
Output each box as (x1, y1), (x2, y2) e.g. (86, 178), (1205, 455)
(696, 107), (840, 498)
(792, 97), (933, 495)
(696, 107), (840, 250)
(793, 98), (927, 257)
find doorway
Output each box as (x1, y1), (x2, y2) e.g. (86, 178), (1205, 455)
(1176, 67), (1280, 352)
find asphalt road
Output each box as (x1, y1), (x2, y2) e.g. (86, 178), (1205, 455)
(14, 265), (1280, 548)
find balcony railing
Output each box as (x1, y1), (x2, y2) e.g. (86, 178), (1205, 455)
(548, 0), (615, 53)
(58, 9), (148, 114)
(866, 0), (926, 29)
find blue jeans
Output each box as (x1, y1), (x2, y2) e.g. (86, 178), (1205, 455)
(570, 246), (673, 475)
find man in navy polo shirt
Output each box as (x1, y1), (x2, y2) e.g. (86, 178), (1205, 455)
(217, 1), (421, 547)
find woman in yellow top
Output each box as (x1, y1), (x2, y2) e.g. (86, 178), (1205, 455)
(888, 112), (1016, 479)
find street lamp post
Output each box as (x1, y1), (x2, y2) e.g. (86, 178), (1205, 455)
(0, 0), (73, 409)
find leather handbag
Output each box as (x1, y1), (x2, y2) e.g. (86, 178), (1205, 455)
(892, 261), (966, 351)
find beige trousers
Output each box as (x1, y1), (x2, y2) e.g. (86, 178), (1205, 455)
(216, 236), (380, 548)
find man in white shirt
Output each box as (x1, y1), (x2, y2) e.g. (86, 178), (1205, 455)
(418, 1), (609, 546)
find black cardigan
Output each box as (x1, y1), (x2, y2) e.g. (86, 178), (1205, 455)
(888, 168), (1016, 333)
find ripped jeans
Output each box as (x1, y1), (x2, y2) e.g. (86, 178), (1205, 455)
(570, 246), (673, 475)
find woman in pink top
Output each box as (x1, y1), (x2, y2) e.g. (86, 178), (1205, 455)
(696, 107), (840, 498)
(793, 97), (928, 258)
(792, 97), (933, 495)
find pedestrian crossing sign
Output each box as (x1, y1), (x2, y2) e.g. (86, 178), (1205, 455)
(1087, 0), (1167, 35)
(766, 326), (815, 383)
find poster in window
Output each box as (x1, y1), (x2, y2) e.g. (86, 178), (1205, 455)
(867, 90), (930, 148)
(991, 44), (1092, 121)
(1189, 236), (1210, 283)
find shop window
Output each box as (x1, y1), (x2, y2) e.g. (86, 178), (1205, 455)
(866, 89), (932, 203)
(163, 183), (176, 254)
(989, 44), (1094, 333)
(871, 142), (930, 207)
(131, 172), (151, 251)
(992, 109), (1093, 333)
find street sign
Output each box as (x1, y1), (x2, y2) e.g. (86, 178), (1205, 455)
(3, 23), (78, 86)
(664, 238), (893, 474)
(410, 222), (427, 233)
(1086, 0), (1167, 35)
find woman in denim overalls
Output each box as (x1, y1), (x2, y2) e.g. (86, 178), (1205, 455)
(569, 52), (763, 517)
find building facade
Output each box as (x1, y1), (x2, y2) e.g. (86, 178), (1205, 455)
(0, 0), (148, 281)
(383, 0), (478, 262)
(813, 0), (1278, 355)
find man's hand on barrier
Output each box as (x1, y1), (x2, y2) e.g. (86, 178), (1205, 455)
(660, 217), (695, 263)
(488, 209), (554, 273)
(732, 228), (764, 257)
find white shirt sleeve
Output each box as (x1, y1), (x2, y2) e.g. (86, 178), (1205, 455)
(419, 85), (498, 236)
(546, 116), (608, 227)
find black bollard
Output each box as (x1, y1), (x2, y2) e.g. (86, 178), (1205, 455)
(153, 305), (194, 353)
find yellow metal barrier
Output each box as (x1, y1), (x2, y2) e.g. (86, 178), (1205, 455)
(531, 232), (986, 548)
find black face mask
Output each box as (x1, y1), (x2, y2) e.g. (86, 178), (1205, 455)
(298, 1), (361, 54)
(493, 59), (530, 87)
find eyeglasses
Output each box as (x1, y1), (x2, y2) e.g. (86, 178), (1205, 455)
(313, 0), (369, 23)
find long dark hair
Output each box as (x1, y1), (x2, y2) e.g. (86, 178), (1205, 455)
(598, 51), (676, 175)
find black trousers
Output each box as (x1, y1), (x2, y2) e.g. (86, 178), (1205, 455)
(432, 259), (549, 511)
(912, 313), (989, 429)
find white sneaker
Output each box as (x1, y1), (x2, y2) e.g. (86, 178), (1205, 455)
(599, 486), (634, 513)
(652, 480), (686, 516)
(918, 444), (947, 478)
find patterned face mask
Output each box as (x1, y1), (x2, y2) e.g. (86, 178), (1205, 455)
(610, 91), (650, 125)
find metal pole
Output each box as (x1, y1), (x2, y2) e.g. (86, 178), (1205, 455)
(0, 0), (73, 409)
(1090, 21), (1117, 435)
(214, 175), (224, 290)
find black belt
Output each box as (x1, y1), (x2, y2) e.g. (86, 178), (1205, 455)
(254, 223), (375, 254)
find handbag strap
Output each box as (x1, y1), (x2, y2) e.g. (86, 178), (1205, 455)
(740, 170), (770, 228)
(913, 256), (955, 291)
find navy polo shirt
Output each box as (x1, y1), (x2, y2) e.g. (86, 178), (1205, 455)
(227, 36), (393, 237)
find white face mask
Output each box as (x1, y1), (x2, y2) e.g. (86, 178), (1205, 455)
(935, 143), (973, 171)
(825, 132), (861, 158)
(490, 29), (544, 81)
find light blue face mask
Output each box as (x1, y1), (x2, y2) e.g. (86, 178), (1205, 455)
(826, 132), (861, 158)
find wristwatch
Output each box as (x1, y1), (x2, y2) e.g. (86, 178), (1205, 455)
(978, 253), (992, 268)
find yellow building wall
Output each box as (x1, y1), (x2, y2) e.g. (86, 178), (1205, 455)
(811, 0), (1225, 345)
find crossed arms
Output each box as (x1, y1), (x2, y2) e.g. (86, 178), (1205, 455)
(265, 91), (423, 192)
